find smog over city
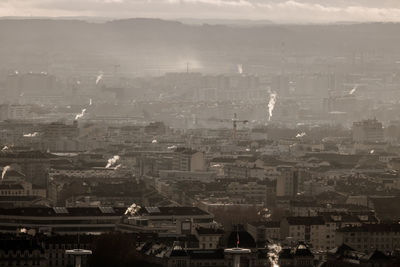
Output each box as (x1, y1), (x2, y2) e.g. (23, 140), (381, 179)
(1, 1), (400, 267)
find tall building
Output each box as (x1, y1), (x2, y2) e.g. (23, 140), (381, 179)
(352, 119), (384, 143)
(276, 167), (306, 198)
(172, 148), (205, 172)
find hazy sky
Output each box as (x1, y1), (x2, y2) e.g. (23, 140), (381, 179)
(2, 0), (400, 23)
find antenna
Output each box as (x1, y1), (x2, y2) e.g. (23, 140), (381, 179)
(77, 230), (80, 248)
(236, 224), (239, 248)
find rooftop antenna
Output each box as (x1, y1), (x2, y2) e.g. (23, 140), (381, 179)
(236, 224), (239, 248)
(224, 224), (250, 267)
(65, 229), (92, 267)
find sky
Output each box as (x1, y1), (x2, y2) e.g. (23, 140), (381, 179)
(1, 0), (400, 23)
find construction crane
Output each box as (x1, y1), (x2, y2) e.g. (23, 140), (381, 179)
(208, 113), (248, 140)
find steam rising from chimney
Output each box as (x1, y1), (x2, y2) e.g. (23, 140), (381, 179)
(267, 243), (282, 267)
(268, 91), (277, 121)
(89, 98), (93, 106)
(75, 108), (86, 120)
(2, 166), (10, 180)
(114, 164), (122, 170)
(237, 64), (243, 74)
(23, 132), (39, 137)
(96, 73), (103, 85)
(349, 84), (358, 95)
(296, 132), (306, 138)
(105, 155), (120, 168)
(125, 203), (141, 216)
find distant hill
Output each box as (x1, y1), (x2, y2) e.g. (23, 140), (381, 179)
(0, 18), (399, 74)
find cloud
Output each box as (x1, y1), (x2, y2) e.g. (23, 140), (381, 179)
(1, 0), (400, 23)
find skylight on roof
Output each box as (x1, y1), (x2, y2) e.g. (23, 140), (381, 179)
(99, 207), (115, 213)
(53, 207), (69, 214)
(145, 207), (160, 213)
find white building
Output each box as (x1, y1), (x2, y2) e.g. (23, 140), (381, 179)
(118, 206), (215, 236)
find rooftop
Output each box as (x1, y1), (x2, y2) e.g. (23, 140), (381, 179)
(338, 223), (400, 233)
(0, 207), (126, 217)
(138, 206), (210, 217)
(286, 216), (325, 226)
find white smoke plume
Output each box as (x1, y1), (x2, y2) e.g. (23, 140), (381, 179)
(95, 73), (103, 85)
(267, 243), (282, 267)
(237, 64), (243, 74)
(167, 145), (177, 150)
(268, 91), (277, 121)
(89, 98), (93, 106)
(152, 139), (158, 144)
(296, 132), (306, 138)
(75, 108), (86, 120)
(125, 203), (141, 216)
(1, 146), (9, 151)
(2, 166), (10, 180)
(105, 155), (120, 168)
(23, 132), (39, 137)
(349, 84), (358, 95)
(114, 164), (122, 170)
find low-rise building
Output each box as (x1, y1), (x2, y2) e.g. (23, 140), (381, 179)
(247, 221), (281, 243)
(281, 216), (335, 250)
(326, 243), (398, 267)
(0, 207), (125, 234)
(278, 243), (314, 267)
(335, 224), (400, 253)
(195, 227), (224, 249)
(118, 206), (215, 235)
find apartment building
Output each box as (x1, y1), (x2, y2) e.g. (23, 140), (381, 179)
(336, 224), (400, 253)
(281, 216), (336, 250)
